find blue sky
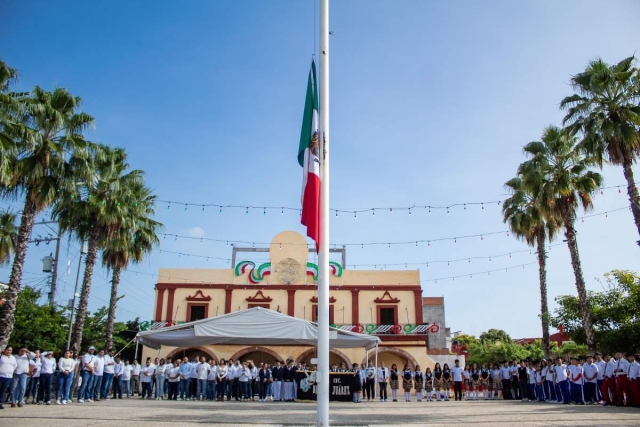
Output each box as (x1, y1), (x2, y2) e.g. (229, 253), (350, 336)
(2, 0), (640, 339)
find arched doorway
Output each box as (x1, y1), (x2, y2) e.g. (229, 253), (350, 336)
(230, 346), (283, 365)
(361, 347), (419, 370)
(296, 348), (352, 368)
(165, 346), (218, 362)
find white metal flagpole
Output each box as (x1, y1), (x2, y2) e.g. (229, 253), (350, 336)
(317, 0), (330, 425)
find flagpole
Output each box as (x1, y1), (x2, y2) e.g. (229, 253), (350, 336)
(317, 0), (330, 425)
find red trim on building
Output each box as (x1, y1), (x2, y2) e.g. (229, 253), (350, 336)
(224, 289), (233, 314)
(374, 290), (400, 304)
(312, 304), (334, 323)
(414, 289), (424, 324)
(155, 288), (165, 322)
(166, 288), (176, 322)
(287, 289), (296, 316)
(186, 290), (211, 302)
(377, 305), (399, 325)
(156, 283), (421, 292)
(351, 289), (359, 325)
(246, 290), (273, 303)
(310, 295), (336, 303)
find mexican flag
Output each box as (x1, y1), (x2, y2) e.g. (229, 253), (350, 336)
(298, 60), (320, 250)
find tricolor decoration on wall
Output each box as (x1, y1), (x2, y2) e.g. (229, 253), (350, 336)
(235, 261), (272, 284)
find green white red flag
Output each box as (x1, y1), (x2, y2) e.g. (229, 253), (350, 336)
(298, 60), (320, 250)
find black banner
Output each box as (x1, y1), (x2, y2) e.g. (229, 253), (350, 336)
(296, 371), (353, 402)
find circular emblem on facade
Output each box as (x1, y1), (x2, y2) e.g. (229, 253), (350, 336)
(274, 258), (302, 284)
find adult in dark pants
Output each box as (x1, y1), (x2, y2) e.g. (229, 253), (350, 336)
(511, 359), (520, 400)
(258, 363), (271, 402)
(364, 361), (376, 401)
(500, 361), (511, 400)
(451, 359), (464, 401)
(518, 360), (529, 401)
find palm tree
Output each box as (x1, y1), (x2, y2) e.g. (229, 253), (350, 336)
(102, 182), (160, 350)
(560, 56), (640, 243)
(0, 210), (18, 266)
(0, 87), (94, 349)
(519, 125), (603, 352)
(0, 60), (25, 189)
(503, 176), (558, 359)
(54, 145), (143, 352)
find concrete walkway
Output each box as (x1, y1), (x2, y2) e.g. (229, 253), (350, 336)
(0, 398), (639, 426)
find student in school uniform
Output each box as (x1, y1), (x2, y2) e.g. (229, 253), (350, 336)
(490, 363), (503, 400)
(568, 357), (585, 405)
(510, 359), (520, 400)
(424, 367), (434, 402)
(433, 363), (443, 401)
(582, 355), (599, 405)
(594, 353), (606, 403)
(613, 352), (631, 406)
(414, 365), (424, 402)
(257, 362), (271, 402)
(364, 361), (376, 401)
(350, 363), (362, 403)
(377, 362), (389, 402)
(470, 363), (481, 401)
(442, 363), (452, 401)
(270, 360), (282, 402)
(534, 364), (545, 402)
(480, 364), (490, 400)
(451, 360), (464, 401)
(554, 357), (570, 404)
(401, 365), (413, 402)
(389, 363), (400, 402)
(544, 359), (556, 403)
(602, 354), (617, 406)
(628, 354), (639, 407)
(517, 361), (529, 402)
(462, 364), (471, 400)
(527, 361), (537, 402)
(500, 361), (511, 400)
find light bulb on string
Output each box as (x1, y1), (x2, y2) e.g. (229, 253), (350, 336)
(372, 209), (375, 216)
(619, 187), (621, 193)
(174, 236), (177, 241)
(361, 243), (363, 249)
(184, 204), (188, 212)
(202, 206), (205, 213)
(167, 202), (171, 210)
(226, 241), (229, 246)
(354, 212), (357, 218)
(335, 210), (338, 217)
(481, 235), (483, 241)
(409, 208), (412, 215)
(454, 238), (457, 243)
(415, 241), (418, 247)
(428, 206), (431, 214)
(245, 207), (249, 215)
(481, 203), (484, 210)
(447, 207), (450, 214)
(390, 208), (393, 213)
(279, 243), (282, 249)
(263, 208), (266, 216)
(428, 241), (430, 247)
(388, 243), (391, 248)
(219, 207), (222, 214)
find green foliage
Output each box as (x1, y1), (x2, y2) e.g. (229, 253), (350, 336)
(0, 209), (17, 265)
(453, 334), (478, 346)
(551, 270), (640, 355)
(479, 329), (512, 344)
(8, 286), (69, 352)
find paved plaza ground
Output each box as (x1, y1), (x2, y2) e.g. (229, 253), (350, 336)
(1, 398), (639, 427)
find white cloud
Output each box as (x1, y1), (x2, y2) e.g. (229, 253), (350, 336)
(187, 227), (206, 238)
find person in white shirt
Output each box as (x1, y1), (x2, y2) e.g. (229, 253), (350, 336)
(178, 357), (192, 400)
(594, 353), (606, 403)
(131, 360), (142, 396)
(613, 352), (631, 406)
(238, 361), (250, 401)
(26, 350), (41, 404)
(568, 357), (584, 404)
(140, 359), (155, 399)
(602, 354), (617, 406)
(582, 356), (599, 404)
(57, 350), (75, 404)
(451, 359), (464, 401)
(377, 362), (389, 402)
(249, 361), (258, 401)
(120, 360), (132, 398)
(216, 359), (228, 401)
(155, 358), (167, 400)
(196, 356), (210, 401)
(167, 360), (181, 400)
(100, 350), (115, 400)
(544, 360), (556, 402)
(112, 356), (124, 399)
(628, 353), (640, 407)
(189, 359), (199, 399)
(499, 361), (511, 400)
(490, 363), (503, 401)
(91, 350), (105, 401)
(38, 351), (56, 405)
(206, 359), (217, 401)
(78, 346), (96, 402)
(554, 357), (570, 404)
(0, 346), (18, 409)
(11, 347), (34, 407)
(363, 361), (376, 401)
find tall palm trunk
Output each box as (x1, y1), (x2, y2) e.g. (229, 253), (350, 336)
(71, 226), (100, 353)
(560, 204), (596, 353)
(104, 266), (121, 351)
(621, 151), (640, 245)
(535, 229), (551, 359)
(0, 196), (37, 348)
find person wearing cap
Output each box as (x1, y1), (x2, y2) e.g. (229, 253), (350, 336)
(77, 346), (96, 403)
(101, 349), (115, 400)
(11, 347), (34, 407)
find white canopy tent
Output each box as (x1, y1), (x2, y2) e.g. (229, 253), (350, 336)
(136, 306), (380, 353)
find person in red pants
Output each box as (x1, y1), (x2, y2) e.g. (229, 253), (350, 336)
(613, 352), (631, 406)
(627, 354), (639, 407)
(601, 354), (616, 406)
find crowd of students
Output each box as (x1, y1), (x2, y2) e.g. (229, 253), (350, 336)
(344, 353), (639, 407)
(1, 344), (638, 409)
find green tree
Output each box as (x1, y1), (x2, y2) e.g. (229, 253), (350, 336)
(503, 174), (559, 360)
(102, 180), (160, 350)
(8, 286), (69, 352)
(551, 270), (640, 355)
(0, 210), (17, 266)
(479, 329), (512, 344)
(519, 126), (603, 352)
(0, 87), (94, 349)
(54, 146), (142, 352)
(561, 57), (640, 242)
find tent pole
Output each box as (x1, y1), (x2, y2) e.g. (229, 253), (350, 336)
(317, 0), (330, 425)
(374, 343), (378, 399)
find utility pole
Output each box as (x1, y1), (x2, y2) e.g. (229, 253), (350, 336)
(49, 223), (63, 306)
(29, 220), (61, 306)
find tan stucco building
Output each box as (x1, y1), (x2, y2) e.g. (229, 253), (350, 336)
(142, 231), (450, 369)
